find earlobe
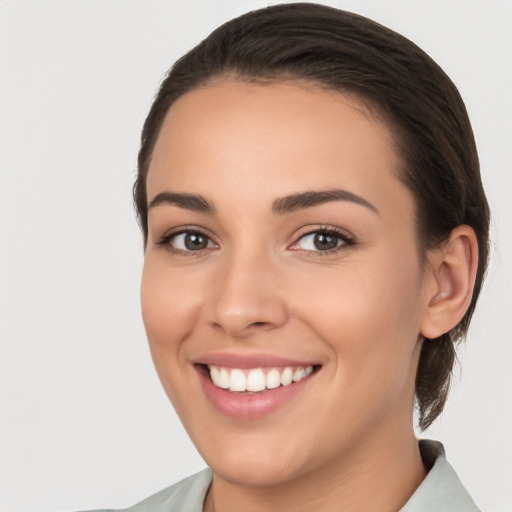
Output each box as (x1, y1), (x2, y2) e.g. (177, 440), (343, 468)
(420, 225), (479, 339)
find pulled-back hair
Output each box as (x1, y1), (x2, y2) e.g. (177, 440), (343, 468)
(134, 2), (490, 429)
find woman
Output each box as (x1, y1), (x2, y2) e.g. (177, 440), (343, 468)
(98, 3), (489, 511)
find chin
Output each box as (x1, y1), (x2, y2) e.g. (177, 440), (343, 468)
(193, 423), (332, 489)
(209, 452), (304, 488)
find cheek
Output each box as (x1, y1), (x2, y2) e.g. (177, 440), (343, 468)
(299, 256), (421, 332)
(140, 258), (211, 420)
(140, 259), (203, 364)
(294, 250), (424, 389)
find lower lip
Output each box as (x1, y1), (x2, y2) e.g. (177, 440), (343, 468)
(196, 366), (316, 420)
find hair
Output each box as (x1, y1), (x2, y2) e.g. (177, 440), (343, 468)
(134, 2), (490, 430)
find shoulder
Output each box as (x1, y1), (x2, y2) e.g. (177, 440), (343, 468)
(79, 468), (212, 512)
(400, 440), (481, 512)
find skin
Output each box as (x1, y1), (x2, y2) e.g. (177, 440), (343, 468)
(141, 81), (476, 512)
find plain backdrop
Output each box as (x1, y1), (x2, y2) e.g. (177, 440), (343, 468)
(1, 1), (511, 511)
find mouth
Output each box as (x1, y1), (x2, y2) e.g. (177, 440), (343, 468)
(192, 358), (321, 419)
(193, 353), (322, 419)
(201, 364), (320, 393)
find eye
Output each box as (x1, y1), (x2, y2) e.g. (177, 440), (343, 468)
(158, 229), (217, 253)
(290, 228), (354, 253)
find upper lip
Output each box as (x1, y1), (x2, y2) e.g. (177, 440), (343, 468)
(192, 351), (320, 369)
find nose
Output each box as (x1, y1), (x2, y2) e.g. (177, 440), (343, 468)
(206, 250), (288, 338)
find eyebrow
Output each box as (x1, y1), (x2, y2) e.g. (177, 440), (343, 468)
(147, 188), (378, 216)
(148, 192), (216, 213)
(272, 189), (379, 215)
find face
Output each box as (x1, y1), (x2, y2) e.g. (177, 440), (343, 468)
(141, 81), (430, 487)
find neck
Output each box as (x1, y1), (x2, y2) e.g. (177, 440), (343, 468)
(204, 424), (427, 512)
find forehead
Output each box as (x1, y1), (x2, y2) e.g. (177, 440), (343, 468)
(147, 80), (413, 219)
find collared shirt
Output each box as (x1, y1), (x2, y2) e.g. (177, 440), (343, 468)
(84, 440), (480, 512)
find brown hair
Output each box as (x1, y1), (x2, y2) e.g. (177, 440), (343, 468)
(134, 3), (490, 429)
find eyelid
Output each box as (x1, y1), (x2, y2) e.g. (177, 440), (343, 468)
(156, 225), (218, 252)
(288, 225), (355, 252)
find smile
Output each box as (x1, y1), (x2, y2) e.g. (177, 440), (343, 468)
(194, 354), (321, 419)
(208, 365), (314, 392)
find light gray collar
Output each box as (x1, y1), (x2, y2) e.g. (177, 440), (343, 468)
(400, 440), (480, 511)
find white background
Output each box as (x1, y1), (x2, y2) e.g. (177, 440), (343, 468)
(1, 1), (511, 511)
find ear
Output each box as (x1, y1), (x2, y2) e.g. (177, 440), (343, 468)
(420, 225), (479, 339)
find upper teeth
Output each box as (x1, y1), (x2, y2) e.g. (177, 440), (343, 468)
(208, 365), (314, 392)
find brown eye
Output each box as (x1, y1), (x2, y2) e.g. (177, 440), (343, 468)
(313, 233), (339, 251)
(183, 233), (209, 250)
(295, 232), (344, 252)
(290, 228), (355, 254)
(166, 231), (216, 252)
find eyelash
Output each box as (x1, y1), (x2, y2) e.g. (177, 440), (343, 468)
(156, 226), (217, 257)
(156, 225), (355, 256)
(291, 226), (355, 256)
